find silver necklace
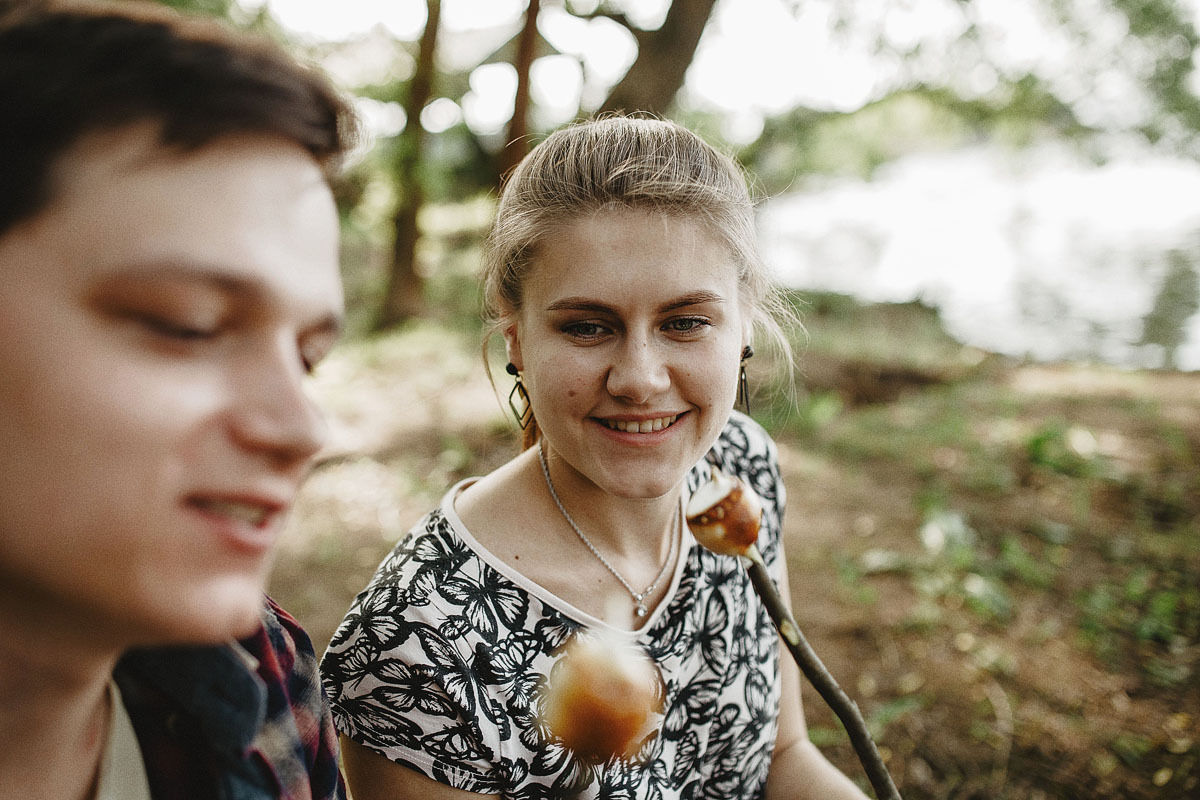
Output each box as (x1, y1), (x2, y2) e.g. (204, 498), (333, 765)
(537, 443), (678, 617)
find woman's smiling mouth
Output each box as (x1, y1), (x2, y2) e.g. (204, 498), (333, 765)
(598, 413), (681, 433)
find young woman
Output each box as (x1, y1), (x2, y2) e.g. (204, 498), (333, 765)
(322, 117), (868, 800)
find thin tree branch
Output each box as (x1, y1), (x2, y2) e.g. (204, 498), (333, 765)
(744, 545), (902, 800)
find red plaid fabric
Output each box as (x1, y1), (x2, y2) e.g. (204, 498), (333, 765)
(115, 598), (345, 800)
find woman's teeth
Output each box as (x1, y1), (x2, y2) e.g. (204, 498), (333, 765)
(602, 414), (679, 433)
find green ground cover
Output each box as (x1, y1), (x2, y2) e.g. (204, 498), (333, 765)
(274, 292), (1199, 799)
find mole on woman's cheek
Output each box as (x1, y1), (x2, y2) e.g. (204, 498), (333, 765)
(568, 390), (576, 397)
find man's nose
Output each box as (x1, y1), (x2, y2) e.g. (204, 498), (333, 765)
(228, 341), (326, 467)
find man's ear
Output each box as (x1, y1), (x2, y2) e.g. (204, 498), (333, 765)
(502, 317), (523, 372)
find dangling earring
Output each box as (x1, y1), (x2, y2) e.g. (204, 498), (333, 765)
(736, 345), (753, 415)
(506, 362), (533, 429)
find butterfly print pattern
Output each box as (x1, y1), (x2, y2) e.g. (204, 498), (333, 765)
(322, 412), (786, 799)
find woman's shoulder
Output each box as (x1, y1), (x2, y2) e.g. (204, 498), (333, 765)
(321, 503), (489, 703)
(720, 410), (776, 456)
(692, 411), (780, 485)
(689, 412), (786, 565)
(328, 501), (478, 629)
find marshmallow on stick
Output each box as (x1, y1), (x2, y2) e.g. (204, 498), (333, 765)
(685, 467), (763, 557)
(686, 465), (903, 800)
(540, 628), (664, 765)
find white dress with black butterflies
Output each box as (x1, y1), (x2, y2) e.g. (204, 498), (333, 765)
(321, 412), (786, 800)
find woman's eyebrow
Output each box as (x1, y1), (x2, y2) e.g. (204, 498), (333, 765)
(545, 291), (726, 314)
(545, 298), (614, 313)
(658, 290), (726, 312)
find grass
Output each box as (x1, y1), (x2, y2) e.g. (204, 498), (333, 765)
(274, 289), (1199, 800)
(744, 292), (1200, 796)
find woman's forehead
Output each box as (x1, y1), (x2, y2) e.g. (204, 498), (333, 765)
(523, 209), (740, 302)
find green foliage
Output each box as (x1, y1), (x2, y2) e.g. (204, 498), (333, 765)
(794, 292), (980, 375)
(834, 554), (880, 605)
(1139, 250), (1200, 369)
(1111, 732), (1154, 766)
(866, 695), (926, 740)
(753, 292), (988, 446)
(895, 506), (1031, 626)
(962, 572), (1014, 623)
(807, 725), (846, 748)
(999, 534), (1056, 589)
(1024, 422), (1103, 478)
(1109, 0), (1200, 144)
(1075, 562), (1199, 681)
(153, 0), (236, 16)
(741, 78), (1089, 193)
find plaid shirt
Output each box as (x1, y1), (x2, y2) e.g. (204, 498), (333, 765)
(114, 598), (345, 800)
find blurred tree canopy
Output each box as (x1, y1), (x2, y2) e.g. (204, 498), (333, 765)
(155, 0), (1200, 329)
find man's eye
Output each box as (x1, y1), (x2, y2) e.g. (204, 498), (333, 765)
(139, 315), (218, 340)
(299, 345), (325, 375)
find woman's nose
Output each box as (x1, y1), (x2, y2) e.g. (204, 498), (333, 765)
(605, 337), (671, 404)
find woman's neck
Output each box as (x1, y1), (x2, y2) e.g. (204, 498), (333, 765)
(453, 444), (691, 628)
(537, 444), (683, 563)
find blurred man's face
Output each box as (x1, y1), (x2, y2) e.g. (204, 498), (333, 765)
(0, 123), (343, 646)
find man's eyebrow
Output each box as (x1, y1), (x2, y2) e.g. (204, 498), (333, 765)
(545, 291), (727, 314)
(99, 262), (345, 333)
(100, 262), (271, 296)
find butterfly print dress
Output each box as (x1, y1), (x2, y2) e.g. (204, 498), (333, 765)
(322, 412), (787, 800)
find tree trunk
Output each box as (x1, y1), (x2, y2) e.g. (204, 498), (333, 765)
(500, 0), (541, 179)
(377, 0), (442, 330)
(599, 0), (719, 116)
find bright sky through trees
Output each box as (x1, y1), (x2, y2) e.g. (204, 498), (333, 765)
(251, 0), (888, 140)
(254, 0), (1200, 143)
(249, 0), (1200, 368)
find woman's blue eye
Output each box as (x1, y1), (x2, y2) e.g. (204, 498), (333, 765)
(665, 317), (710, 333)
(564, 322), (607, 338)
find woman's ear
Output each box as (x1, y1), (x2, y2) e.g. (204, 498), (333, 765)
(503, 317), (524, 372)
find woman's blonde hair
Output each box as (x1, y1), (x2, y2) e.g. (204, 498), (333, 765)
(482, 116), (795, 449)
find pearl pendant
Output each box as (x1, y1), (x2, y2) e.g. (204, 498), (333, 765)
(634, 605), (648, 617)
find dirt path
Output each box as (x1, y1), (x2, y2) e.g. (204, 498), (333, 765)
(272, 332), (1199, 799)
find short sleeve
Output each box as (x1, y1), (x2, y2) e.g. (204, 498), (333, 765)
(320, 521), (513, 794)
(691, 411), (787, 582)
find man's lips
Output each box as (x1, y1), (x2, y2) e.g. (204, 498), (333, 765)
(185, 494), (286, 528)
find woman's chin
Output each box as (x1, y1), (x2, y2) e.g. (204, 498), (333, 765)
(603, 471), (688, 501)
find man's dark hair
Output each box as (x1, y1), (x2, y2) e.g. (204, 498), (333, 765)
(0, 0), (357, 235)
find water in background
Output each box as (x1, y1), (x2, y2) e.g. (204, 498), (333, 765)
(758, 143), (1200, 371)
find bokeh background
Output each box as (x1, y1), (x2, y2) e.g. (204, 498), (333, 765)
(163, 1), (1196, 797)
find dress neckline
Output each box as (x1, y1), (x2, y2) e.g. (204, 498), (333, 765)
(441, 477), (694, 637)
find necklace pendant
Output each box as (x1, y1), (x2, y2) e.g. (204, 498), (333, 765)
(634, 603), (648, 617)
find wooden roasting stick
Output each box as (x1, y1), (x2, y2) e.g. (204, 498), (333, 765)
(687, 467), (902, 800)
